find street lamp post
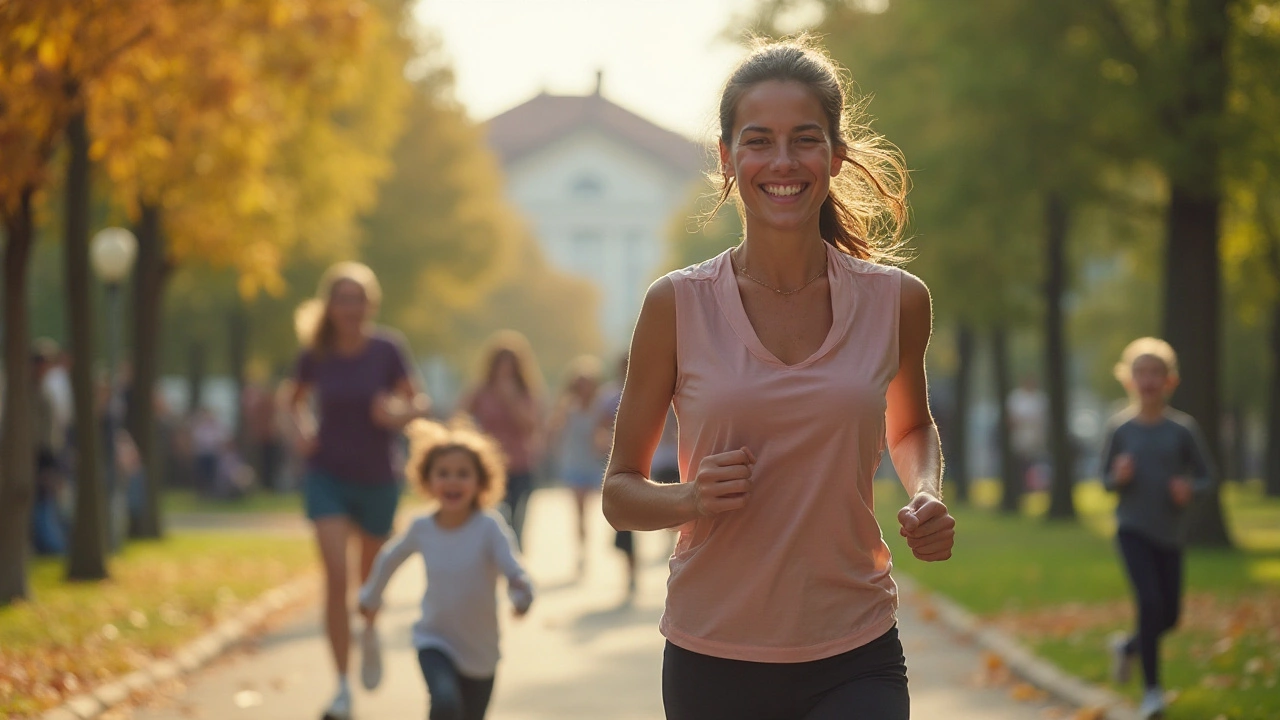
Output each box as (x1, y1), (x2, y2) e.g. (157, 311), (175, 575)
(91, 227), (137, 552)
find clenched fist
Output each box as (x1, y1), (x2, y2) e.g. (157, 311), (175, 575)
(897, 493), (955, 562)
(687, 447), (756, 518)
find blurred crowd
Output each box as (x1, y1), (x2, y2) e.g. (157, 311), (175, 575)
(20, 329), (670, 599)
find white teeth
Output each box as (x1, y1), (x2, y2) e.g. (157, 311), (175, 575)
(763, 184), (804, 197)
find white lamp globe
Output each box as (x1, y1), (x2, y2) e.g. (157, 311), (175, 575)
(90, 227), (138, 283)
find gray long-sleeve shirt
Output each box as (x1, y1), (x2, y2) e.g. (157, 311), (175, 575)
(1100, 407), (1215, 548)
(358, 510), (533, 678)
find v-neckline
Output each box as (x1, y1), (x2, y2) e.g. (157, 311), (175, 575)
(713, 242), (854, 369)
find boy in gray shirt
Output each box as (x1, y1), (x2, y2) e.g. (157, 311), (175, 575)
(1100, 338), (1215, 719)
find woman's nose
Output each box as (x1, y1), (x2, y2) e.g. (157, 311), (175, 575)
(769, 144), (799, 169)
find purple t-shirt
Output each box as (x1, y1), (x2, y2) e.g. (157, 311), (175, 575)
(295, 331), (413, 485)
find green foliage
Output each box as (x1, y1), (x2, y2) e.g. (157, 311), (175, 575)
(444, 237), (604, 393)
(663, 188), (744, 273)
(360, 51), (518, 356)
(878, 478), (1280, 718)
(738, 0), (1276, 414)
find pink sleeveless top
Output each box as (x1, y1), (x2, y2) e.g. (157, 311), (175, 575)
(661, 242), (903, 663)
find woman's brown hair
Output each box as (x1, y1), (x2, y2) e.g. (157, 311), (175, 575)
(476, 329), (546, 400)
(404, 419), (508, 510)
(294, 261), (383, 357)
(713, 34), (910, 264)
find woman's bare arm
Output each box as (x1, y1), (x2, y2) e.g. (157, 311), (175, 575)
(601, 278), (698, 530)
(885, 273), (954, 562)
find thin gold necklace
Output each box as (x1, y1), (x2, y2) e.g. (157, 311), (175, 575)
(731, 247), (828, 296)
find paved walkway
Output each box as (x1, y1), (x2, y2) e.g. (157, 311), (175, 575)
(126, 490), (1073, 719)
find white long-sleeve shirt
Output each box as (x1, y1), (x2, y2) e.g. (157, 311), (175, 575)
(358, 510), (533, 677)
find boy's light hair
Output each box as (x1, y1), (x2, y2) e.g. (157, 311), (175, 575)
(404, 418), (507, 510)
(1114, 337), (1180, 383)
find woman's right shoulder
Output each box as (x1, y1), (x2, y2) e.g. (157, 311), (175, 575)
(666, 252), (725, 284)
(647, 253), (724, 311)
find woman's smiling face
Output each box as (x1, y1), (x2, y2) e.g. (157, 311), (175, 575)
(719, 80), (843, 234)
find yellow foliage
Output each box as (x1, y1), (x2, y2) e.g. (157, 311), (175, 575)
(75, 0), (412, 295)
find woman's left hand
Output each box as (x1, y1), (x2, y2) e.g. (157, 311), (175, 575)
(371, 391), (428, 428)
(897, 492), (955, 562)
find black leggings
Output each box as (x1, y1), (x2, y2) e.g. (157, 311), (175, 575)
(1117, 530), (1183, 689)
(418, 648), (495, 720)
(663, 626), (909, 720)
(502, 472), (533, 548)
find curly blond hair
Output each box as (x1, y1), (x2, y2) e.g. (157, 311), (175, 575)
(404, 418), (507, 510)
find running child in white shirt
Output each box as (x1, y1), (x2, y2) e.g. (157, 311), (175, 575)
(358, 419), (534, 720)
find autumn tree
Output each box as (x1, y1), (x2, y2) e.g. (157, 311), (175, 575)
(88, 0), (411, 537)
(0, 0), (411, 600)
(0, 0), (158, 599)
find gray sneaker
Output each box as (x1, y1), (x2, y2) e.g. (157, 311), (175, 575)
(1139, 687), (1165, 719)
(322, 686), (352, 720)
(1110, 632), (1134, 685)
(360, 623), (383, 691)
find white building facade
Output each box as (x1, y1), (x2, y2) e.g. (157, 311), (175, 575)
(487, 86), (704, 351)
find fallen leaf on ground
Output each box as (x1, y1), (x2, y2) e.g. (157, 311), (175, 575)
(1010, 682), (1048, 701)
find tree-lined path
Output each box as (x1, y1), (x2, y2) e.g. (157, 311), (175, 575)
(124, 489), (1070, 720)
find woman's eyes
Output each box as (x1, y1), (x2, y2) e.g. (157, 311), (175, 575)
(743, 136), (822, 146)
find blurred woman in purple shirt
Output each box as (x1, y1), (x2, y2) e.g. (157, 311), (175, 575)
(289, 261), (430, 720)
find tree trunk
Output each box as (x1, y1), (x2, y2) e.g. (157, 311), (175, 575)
(64, 109), (109, 581)
(1226, 404), (1246, 484)
(0, 189), (38, 605)
(1162, 187), (1230, 546)
(1266, 296), (1280, 497)
(994, 327), (1020, 513)
(1159, 0), (1231, 546)
(949, 324), (974, 504)
(1044, 193), (1076, 520)
(127, 203), (169, 539)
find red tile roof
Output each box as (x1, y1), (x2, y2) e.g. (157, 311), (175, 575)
(486, 91), (706, 177)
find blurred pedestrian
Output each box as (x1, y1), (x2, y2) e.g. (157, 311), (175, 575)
(288, 261), (431, 720)
(1008, 375), (1048, 490)
(548, 355), (606, 577)
(358, 419), (532, 720)
(189, 406), (227, 497)
(456, 331), (545, 549)
(602, 37), (954, 720)
(1101, 337), (1214, 720)
(242, 376), (285, 492)
(30, 339), (67, 555)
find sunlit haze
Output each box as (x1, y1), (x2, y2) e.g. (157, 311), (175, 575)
(411, 0), (772, 141)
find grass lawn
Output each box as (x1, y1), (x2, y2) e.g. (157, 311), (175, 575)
(161, 488), (305, 515)
(876, 479), (1280, 720)
(161, 486), (433, 515)
(0, 532), (316, 718)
